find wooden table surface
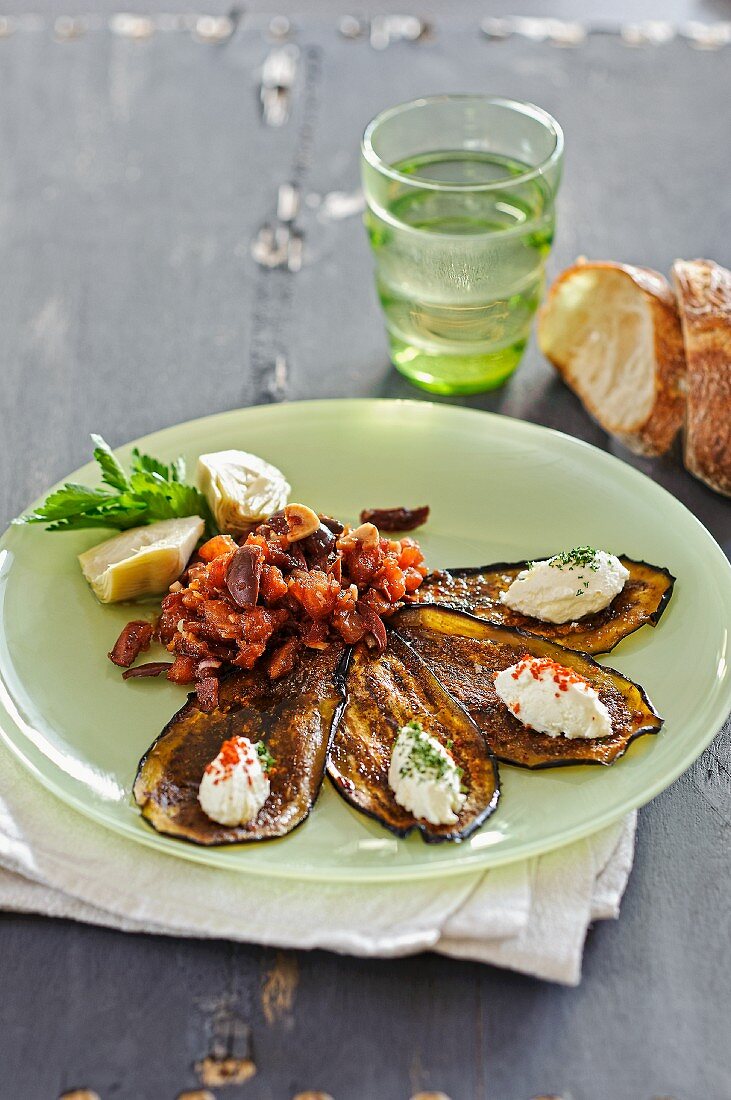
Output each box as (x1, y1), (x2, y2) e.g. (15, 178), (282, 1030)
(0, 11), (729, 1100)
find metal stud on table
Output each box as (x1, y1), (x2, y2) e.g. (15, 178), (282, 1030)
(277, 182), (300, 225)
(369, 14), (427, 50)
(681, 20), (731, 49)
(621, 21), (676, 45)
(260, 44), (299, 127)
(192, 13), (238, 44)
(480, 17), (513, 41)
(251, 183), (304, 273)
(268, 15), (292, 40)
(54, 15), (87, 40)
(109, 13), (155, 40)
(338, 14), (365, 40)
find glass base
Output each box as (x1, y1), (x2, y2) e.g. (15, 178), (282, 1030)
(388, 335), (526, 395)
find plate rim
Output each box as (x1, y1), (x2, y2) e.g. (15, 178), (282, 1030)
(1, 397), (730, 883)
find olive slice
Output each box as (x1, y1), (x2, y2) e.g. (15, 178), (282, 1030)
(393, 605), (663, 769)
(414, 555), (674, 654)
(133, 644), (346, 845)
(328, 633), (499, 842)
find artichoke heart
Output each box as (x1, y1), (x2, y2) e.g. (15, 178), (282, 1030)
(78, 515), (204, 603)
(197, 450), (290, 535)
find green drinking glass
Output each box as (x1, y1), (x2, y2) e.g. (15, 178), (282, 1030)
(361, 95), (564, 394)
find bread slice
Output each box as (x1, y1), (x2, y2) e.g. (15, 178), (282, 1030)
(537, 260), (686, 456)
(672, 259), (731, 497)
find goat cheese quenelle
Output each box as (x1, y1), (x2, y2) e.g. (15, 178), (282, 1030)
(388, 721), (466, 825)
(500, 547), (630, 624)
(494, 656), (612, 740)
(198, 736), (274, 826)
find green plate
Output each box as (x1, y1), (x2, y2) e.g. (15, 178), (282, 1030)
(1, 400), (729, 882)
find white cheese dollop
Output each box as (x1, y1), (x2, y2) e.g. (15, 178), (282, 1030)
(494, 656), (612, 740)
(197, 450), (290, 536)
(500, 548), (629, 624)
(388, 722), (466, 826)
(198, 736), (271, 826)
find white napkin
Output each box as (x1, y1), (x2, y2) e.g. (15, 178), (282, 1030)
(0, 742), (635, 985)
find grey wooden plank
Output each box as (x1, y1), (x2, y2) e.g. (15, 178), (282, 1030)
(0, 0), (725, 22)
(482, 769), (731, 1100)
(0, 18), (729, 1100)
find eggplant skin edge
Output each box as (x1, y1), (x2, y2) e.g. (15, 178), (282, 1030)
(490, 716), (662, 771)
(392, 605), (664, 771)
(133, 649), (351, 847)
(417, 555), (676, 653)
(327, 637), (501, 844)
(328, 773), (501, 844)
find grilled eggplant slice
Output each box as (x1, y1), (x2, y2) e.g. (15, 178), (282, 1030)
(415, 555), (674, 654)
(134, 644), (345, 844)
(328, 633), (499, 842)
(394, 605), (662, 769)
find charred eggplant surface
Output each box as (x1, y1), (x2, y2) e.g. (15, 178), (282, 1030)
(415, 556), (674, 654)
(134, 644), (345, 844)
(394, 606), (662, 769)
(328, 633), (499, 841)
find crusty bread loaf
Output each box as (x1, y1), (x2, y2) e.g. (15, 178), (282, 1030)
(672, 259), (731, 497)
(537, 260), (686, 456)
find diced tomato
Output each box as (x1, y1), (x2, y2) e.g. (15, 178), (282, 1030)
(346, 544), (382, 587)
(332, 603), (366, 644)
(244, 533), (270, 559)
(288, 569), (340, 620)
(359, 588), (392, 616)
(198, 534), (238, 562)
(232, 642), (266, 668)
(121, 508), (428, 688)
(206, 552), (234, 590)
(374, 559), (407, 603)
(174, 631), (230, 662)
(403, 567), (425, 594)
(260, 564), (289, 603)
(166, 654), (197, 683)
(241, 607), (279, 646)
(300, 618), (330, 649)
(268, 636), (301, 678)
(398, 539), (425, 569)
(180, 589), (205, 613)
(198, 599), (244, 641)
(249, 532), (305, 572)
(157, 592), (186, 638)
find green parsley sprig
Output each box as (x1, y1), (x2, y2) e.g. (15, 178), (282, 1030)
(549, 547), (600, 571)
(255, 742), (276, 772)
(397, 721), (462, 782)
(14, 434), (213, 534)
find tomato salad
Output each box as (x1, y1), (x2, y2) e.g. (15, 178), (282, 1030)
(109, 503), (428, 711)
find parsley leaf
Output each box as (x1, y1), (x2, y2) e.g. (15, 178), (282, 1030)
(91, 434), (129, 491)
(549, 547), (600, 571)
(20, 483), (114, 523)
(130, 448), (186, 484)
(255, 742), (275, 772)
(14, 435), (212, 534)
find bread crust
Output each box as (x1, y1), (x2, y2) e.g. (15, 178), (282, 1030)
(672, 259), (731, 497)
(538, 260), (686, 456)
